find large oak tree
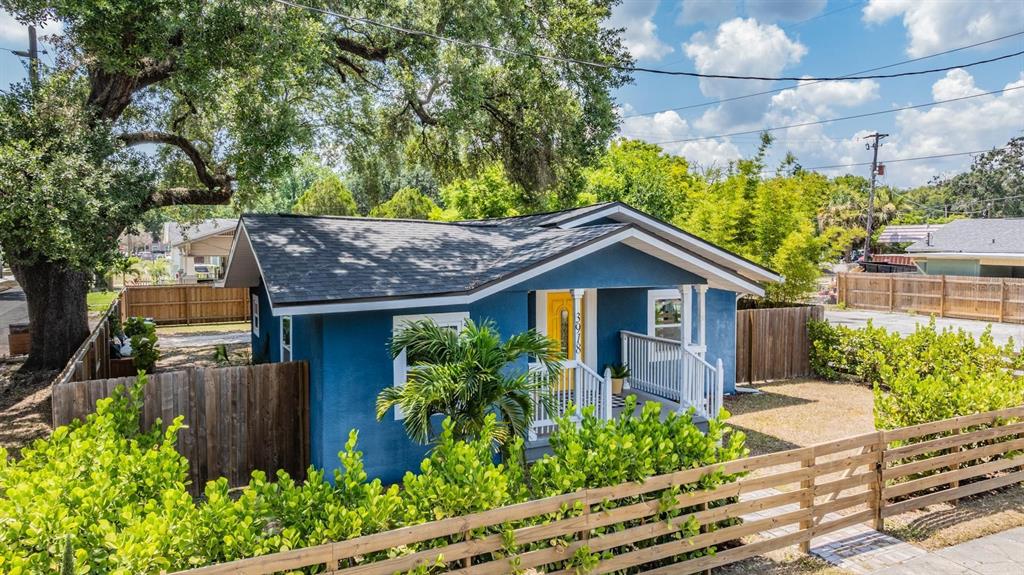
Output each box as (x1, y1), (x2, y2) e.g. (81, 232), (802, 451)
(0, 0), (630, 370)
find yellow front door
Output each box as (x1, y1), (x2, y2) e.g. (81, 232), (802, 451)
(546, 291), (578, 360)
(545, 291), (580, 391)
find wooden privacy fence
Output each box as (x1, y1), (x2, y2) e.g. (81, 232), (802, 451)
(174, 406), (1023, 575)
(54, 294), (122, 387)
(838, 273), (1024, 324)
(52, 362), (309, 496)
(736, 305), (824, 383)
(121, 284), (251, 325)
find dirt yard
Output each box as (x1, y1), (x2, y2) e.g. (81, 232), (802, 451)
(0, 360), (54, 456)
(722, 379), (1024, 554)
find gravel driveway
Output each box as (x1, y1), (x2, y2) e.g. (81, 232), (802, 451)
(825, 308), (1024, 349)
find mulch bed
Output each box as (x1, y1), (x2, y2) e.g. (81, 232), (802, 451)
(0, 360), (55, 457)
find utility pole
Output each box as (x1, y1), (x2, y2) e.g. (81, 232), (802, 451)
(12, 25), (40, 92)
(862, 132), (888, 261)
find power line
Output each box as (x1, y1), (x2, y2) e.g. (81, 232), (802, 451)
(767, 148), (1004, 175)
(623, 86), (1023, 144)
(272, 0), (1024, 82)
(623, 30), (1024, 119)
(781, 1), (865, 31)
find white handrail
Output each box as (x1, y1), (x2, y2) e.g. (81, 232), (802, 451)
(528, 360), (611, 440)
(621, 331), (724, 420)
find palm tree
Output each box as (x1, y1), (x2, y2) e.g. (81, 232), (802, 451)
(377, 318), (563, 449)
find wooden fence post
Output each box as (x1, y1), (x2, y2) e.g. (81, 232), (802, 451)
(939, 275), (946, 317)
(998, 279), (1006, 323)
(888, 275), (895, 311)
(183, 286), (191, 325)
(873, 431), (885, 531)
(799, 449), (816, 553)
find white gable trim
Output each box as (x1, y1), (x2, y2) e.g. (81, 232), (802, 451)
(557, 204), (782, 284)
(269, 227), (763, 316)
(222, 222), (275, 314)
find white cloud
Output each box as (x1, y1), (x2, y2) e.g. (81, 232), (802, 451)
(745, 0), (827, 22)
(0, 10), (61, 44)
(931, 68), (986, 100)
(863, 0), (1024, 57)
(619, 108), (742, 167)
(764, 71), (1024, 187)
(770, 78), (880, 117)
(609, 1), (674, 61)
(684, 18), (807, 130)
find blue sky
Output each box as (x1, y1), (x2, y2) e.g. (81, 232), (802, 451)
(2, 1), (1022, 188)
(610, 0), (1024, 186)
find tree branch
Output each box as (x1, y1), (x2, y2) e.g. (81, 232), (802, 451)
(119, 130), (234, 207)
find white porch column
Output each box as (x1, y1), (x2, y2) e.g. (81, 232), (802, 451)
(696, 284), (708, 358)
(679, 284), (693, 347)
(571, 289), (585, 361)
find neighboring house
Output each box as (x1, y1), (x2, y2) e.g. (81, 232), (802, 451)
(907, 218), (1024, 278)
(222, 202), (781, 482)
(166, 218), (238, 281)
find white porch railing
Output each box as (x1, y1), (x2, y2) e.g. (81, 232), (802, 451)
(528, 360), (612, 439)
(620, 331), (724, 418)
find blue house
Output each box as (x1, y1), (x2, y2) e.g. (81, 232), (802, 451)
(222, 202), (780, 483)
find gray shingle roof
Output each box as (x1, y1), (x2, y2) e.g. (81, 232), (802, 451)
(243, 214), (627, 306)
(906, 218), (1024, 254)
(456, 202), (615, 228)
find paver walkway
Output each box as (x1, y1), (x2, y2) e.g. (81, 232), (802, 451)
(741, 489), (1024, 574)
(872, 527), (1024, 575)
(741, 488), (928, 574)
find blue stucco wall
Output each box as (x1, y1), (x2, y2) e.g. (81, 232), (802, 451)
(303, 291), (528, 484)
(703, 288), (738, 395)
(595, 288), (648, 371)
(511, 243), (705, 291)
(250, 281), (278, 364)
(267, 239), (744, 483)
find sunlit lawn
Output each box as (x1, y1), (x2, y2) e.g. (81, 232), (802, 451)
(86, 290), (120, 312)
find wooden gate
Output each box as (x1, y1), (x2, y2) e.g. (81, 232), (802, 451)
(736, 305), (824, 384)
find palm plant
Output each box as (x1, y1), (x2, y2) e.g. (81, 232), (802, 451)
(377, 318), (563, 449)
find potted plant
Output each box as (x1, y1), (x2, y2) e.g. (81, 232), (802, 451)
(608, 363), (630, 395)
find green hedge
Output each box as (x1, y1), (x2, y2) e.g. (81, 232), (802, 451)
(0, 378), (747, 574)
(808, 319), (1024, 430)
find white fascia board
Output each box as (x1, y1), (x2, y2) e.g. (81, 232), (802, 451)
(222, 223), (275, 315)
(558, 204), (783, 284)
(270, 227), (763, 317)
(911, 252), (1024, 260)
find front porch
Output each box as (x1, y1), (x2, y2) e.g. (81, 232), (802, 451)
(525, 284), (726, 443)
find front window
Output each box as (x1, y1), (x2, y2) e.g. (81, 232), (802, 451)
(392, 312), (469, 420)
(648, 289), (681, 341)
(280, 315), (292, 362)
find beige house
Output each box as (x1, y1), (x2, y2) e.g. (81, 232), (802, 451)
(167, 219), (238, 281)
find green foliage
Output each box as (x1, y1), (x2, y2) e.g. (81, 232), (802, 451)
(369, 187), (440, 220)
(1, 370), (747, 574)
(292, 175), (358, 216)
(531, 398), (747, 495)
(123, 317), (159, 372)
(438, 164), (524, 220)
(920, 136), (1024, 218)
(0, 374), (195, 574)
(581, 139), (692, 221)
(607, 363), (631, 379)
(807, 319), (1024, 429)
(377, 319), (562, 449)
(764, 224), (824, 303)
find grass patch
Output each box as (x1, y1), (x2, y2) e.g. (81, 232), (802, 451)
(86, 290), (119, 312)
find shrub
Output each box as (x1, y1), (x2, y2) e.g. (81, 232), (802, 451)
(808, 318), (1024, 429)
(123, 316), (159, 372)
(1, 379), (746, 574)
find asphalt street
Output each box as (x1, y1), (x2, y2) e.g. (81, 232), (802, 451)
(0, 286), (29, 356)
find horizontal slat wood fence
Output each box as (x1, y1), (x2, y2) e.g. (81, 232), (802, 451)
(54, 294), (122, 387)
(173, 406), (1023, 575)
(736, 305), (824, 383)
(838, 273), (1024, 324)
(121, 285), (251, 325)
(51, 362), (309, 496)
